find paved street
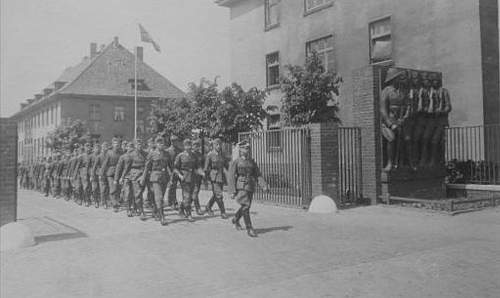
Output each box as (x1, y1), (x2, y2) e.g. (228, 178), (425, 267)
(1, 189), (500, 298)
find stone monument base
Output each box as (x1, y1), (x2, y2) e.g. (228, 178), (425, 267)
(381, 166), (447, 200)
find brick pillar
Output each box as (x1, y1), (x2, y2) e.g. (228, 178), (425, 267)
(352, 66), (382, 205)
(0, 118), (18, 226)
(309, 122), (340, 204)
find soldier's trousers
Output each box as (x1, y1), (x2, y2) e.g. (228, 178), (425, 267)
(234, 190), (253, 229)
(180, 181), (195, 214)
(81, 175), (90, 202)
(152, 181), (167, 212)
(124, 179), (145, 210)
(61, 179), (70, 198)
(91, 178), (100, 203)
(51, 178), (60, 196)
(207, 182), (225, 214)
(192, 178), (202, 210)
(108, 176), (120, 207)
(167, 176), (179, 206)
(43, 178), (51, 195)
(99, 177), (109, 205)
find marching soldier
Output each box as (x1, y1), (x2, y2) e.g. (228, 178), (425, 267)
(74, 143), (92, 206)
(69, 146), (81, 202)
(60, 150), (72, 200)
(227, 140), (269, 237)
(204, 138), (228, 219)
(115, 140), (132, 214)
(120, 139), (148, 219)
(166, 135), (182, 210)
(192, 138), (205, 215)
(173, 139), (204, 222)
(51, 152), (62, 198)
(94, 142), (110, 208)
(100, 138), (122, 212)
(42, 157), (52, 197)
(89, 143), (101, 208)
(144, 136), (172, 225)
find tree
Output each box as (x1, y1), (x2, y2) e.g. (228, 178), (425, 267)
(214, 83), (267, 144)
(148, 97), (195, 140)
(147, 81), (267, 144)
(46, 118), (91, 152)
(280, 51), (343, 126)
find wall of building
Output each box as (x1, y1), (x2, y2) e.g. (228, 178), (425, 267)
(0, 118), (17, 226)
(61, 95), (153, 142)
(228, 0), (487, 127)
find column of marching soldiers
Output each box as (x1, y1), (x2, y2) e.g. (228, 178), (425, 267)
(18, 135), (269, 237)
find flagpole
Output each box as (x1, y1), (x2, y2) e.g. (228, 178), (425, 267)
(134, 46), (138, 140)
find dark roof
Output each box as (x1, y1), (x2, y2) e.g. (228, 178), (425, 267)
(12, 39), (185, 118)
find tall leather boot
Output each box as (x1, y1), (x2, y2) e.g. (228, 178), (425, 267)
(194, 198), (203, 215)
(205, 195), (215, 216)
(232, 207), (244, 230)
(243, 209), (257, 237)
(159, 207), (167, 226)
(178, 202), (186, 217)
(216, 199), (227, 219)
(186, 206), (194, 222)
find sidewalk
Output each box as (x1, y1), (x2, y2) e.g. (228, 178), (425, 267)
(1, 189), (499, 298)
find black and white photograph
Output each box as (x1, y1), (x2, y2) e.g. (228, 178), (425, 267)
(0, 0), (499, 297)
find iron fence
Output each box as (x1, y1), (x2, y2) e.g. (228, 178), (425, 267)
(445, 124), (500, 184)
(338, 127), (363, 206)
(239, 127), (312, 207)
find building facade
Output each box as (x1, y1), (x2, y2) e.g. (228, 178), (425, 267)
(12, 37), (185, 163)
(216, 0), (499, 127)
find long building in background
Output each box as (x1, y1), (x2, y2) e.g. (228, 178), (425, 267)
(11, 37), (185, 163)
(216, 0), (499, 128)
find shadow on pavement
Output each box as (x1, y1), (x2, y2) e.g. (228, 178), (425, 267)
(255, 225), (293, 235)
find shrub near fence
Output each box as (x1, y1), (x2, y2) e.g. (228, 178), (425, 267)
(445, 124), (500, 185)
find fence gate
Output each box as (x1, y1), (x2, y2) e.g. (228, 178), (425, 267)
(238, 127), (312, 207)
(338, 127), (363, 207)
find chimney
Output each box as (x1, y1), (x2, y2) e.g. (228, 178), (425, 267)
(113, 36), (119, 47)
(27, 98), (34, 104)
(21, 103), (28, 109)
(43, 88), (53, 96)
(136, 46), (143, 62)
(34, 94), (43, 100)
(54, 81), (65, 90)
(90, 42), (97, 59)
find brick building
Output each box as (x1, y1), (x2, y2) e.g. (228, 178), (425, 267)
(11, 37), (185, 163)
(216, 0), (499, 127)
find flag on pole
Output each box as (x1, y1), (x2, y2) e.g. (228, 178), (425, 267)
(138, 23), (161, 52)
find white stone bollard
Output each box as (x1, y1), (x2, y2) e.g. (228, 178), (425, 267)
(308, 195), (338, 214)
(0, 222), (36, 251)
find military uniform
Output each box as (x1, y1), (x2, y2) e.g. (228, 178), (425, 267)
(228, 142), (268, 237)
(121, 148), (148, 218)
(89, 150), (101, 207)
(192, 141), (205, 215)
(204, 146), (228, 217)
(42, 159), (52, 197)
(166, 144), (181, 208)
(100, 147), (122, 210)
(145, 144), (172, 224)
(93, 148), (108, 208)
(51, 157), (62, 197)
(173, 148), (201, 220)
(60, 155), (71, 200)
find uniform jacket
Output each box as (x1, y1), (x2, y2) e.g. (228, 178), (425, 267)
(100, 149), (122, 178)
(173, 151), (201, 183)
(204, 150), (228, 184)
(227, 157), (267, 194)
(121, 149), (148, 181)
(145, 149), (172, 183)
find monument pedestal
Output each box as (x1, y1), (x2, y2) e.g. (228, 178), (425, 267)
(381, 166), (447, 200)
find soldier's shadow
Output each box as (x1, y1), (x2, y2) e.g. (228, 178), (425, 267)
(254, 225), (293, 235)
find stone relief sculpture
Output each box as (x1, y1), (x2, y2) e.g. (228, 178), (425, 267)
(380, 67), (451, 172)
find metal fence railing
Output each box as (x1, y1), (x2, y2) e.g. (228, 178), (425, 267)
(338, 127), (363, 206)
(445, 124), (500, 185)
(239, 127), (312, 207)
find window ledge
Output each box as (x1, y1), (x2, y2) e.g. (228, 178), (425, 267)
(370, 59), (394, 66)
(265, 23), (280, 32)
(303, 2), (333, 17)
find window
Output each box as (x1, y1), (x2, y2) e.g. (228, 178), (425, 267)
(305, 0), (333, 14)
(113, 105), (125, 121)
(266, 52), (280, 88)
(369, 17), (392, 64)
(265, 0), (280, 30)
(306, 35), (335, 73)
(128, 79), (150, 91)
(89, 104), (101, 121)
(267, 114), (282, 150)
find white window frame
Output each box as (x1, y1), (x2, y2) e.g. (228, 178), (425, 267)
(304, 0), (333, 15)
(265, 0), (280, 30)
(306, 35), (335, 73)
(369, 16), (392, 64)
(266, 52), (280, 88)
